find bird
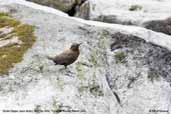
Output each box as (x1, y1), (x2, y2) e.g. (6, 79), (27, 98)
(48, 43), (82, 69)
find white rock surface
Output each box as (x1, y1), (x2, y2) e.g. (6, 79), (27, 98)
(88, 0), (171, 24)
(0, 1), (171, 114)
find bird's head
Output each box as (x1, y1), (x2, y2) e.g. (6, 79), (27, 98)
(70, 43), (82, 51)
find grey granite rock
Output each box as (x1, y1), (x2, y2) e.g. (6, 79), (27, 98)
(0, 1), (171, 114)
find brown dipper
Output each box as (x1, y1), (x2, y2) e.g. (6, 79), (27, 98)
(48, 43), (82, 68)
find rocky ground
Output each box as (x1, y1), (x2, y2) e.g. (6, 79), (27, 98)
(0, 0), (171, 114)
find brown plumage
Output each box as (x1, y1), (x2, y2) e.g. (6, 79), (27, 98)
(48, 43), (81, 68)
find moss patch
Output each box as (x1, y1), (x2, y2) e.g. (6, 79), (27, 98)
(0, 12), (36, 75)
(0, 16), (20, 28)
(0, 12), (10, 17)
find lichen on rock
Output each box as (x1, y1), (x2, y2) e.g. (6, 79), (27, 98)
(0, 12), (36, 75)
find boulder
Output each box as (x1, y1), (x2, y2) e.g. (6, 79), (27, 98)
(26, 0), (89, 16)
(24, 0), (171, 35)
(75, 0), (90, 19)
(84, 0), (171, 35)
(143, 18), (171, 35)
(26, 0), (76, 12)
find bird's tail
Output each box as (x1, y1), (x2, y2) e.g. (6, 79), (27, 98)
(46, 55), (54, 61)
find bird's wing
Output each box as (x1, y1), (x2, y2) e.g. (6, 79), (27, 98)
(53, 50), (77, 65)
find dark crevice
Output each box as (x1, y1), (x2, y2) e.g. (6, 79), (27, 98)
(67, 3), (77, 16)
(106, 72), (122, 107)
(113, 91), (122, 107)
(67, 0), (87, 16)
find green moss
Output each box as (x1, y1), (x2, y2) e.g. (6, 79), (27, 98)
(114, 52), (127, 64)
(0, 12), (9, 17)
(14, 24), (35, 37)
(0, 12), (36, 75)
(0, 33), (6, 39)
(0, 17), (20, 28)
(0, 32), (15, 40)
(129, 5), (142, 11)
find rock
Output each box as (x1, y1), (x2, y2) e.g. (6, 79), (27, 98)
(76, 0), (87, 5)
(143, 18), (171, 35)
(84, 0), (171, 35)
(26, 0), (76, 12)
(88, 0), (171, 22)
(94, 15), (134, 25)
(26, 0), (88, 16)
(0, 1), (171, 114)
(24, 0), (171, 35)
(75, 0), (90, 19)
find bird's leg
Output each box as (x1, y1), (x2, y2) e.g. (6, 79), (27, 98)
(64, 65), (74, 77)
(59, 65), (67, 72)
